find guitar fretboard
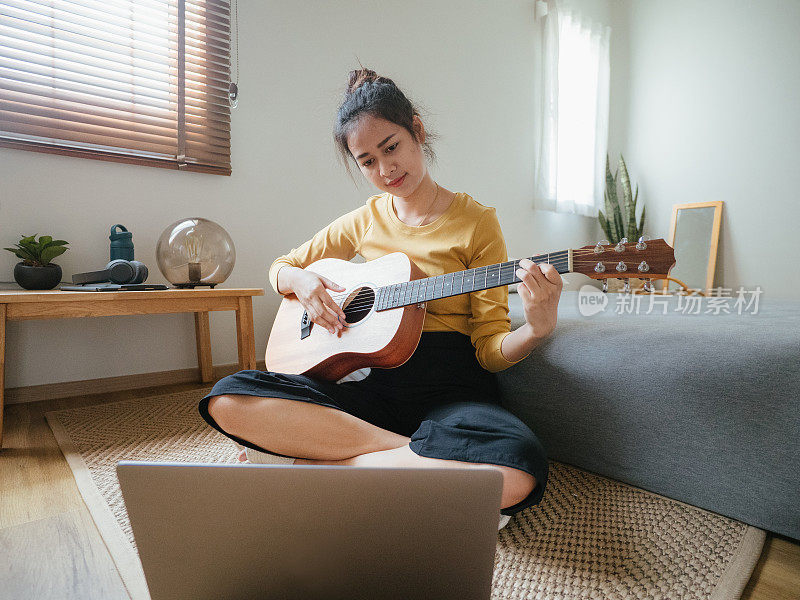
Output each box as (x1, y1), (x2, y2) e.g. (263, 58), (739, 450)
(375, 250), (571, 311)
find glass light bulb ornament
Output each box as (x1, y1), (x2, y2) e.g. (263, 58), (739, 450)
(155, 218), (235, 288)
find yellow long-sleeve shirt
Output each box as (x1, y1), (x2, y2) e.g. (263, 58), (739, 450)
(268, 191), (527, 372)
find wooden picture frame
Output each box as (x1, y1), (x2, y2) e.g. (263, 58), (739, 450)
(664, 201), (724, 294)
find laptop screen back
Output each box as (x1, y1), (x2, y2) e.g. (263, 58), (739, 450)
(117, 462), (503, 600)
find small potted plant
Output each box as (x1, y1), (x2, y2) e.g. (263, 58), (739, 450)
(4, 234), (69, 290)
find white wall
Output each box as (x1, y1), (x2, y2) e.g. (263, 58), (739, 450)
(8, 0), (795, 394)
(0, 0), (601, 392)
(607, 0), (800, 298)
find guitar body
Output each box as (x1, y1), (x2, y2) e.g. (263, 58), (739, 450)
(265, 252), (428, 381)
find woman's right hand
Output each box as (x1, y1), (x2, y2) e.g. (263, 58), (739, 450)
(291, 269), (348, 335)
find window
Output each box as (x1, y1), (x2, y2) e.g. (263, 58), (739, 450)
(0, 0), (231, 175)
(533, 1), (610, 216)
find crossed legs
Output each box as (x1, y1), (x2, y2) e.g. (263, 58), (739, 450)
(206, 393), (536, 510)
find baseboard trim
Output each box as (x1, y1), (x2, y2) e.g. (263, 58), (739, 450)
(5, 361), (267, 405)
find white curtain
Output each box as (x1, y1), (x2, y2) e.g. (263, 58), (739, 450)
(533, 1), (611, 217)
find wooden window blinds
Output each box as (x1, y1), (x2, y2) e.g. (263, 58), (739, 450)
(0, 0), (232, 175)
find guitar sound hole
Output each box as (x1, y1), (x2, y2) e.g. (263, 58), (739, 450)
(342, 286), (374, 325)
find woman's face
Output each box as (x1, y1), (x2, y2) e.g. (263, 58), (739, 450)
(346, 114), (427, 197)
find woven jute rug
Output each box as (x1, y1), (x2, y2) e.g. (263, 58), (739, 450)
(45, 387), (765, 600)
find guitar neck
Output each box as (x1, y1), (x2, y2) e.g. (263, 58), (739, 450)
(375, 249), (572, 311)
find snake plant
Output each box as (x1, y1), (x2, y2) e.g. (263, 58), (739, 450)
(599, 154), (645, 244)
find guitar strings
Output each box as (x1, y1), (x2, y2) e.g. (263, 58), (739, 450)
(325, 258), (573, 313)
(323, 251), (631, 306)
(326, 269), (649, 314)
(323, 253), (655, 311)
(324, 258), (571, 307)
(310, 247), (660, 313)
(320, 254), (572, 303)
(323, 251), (650, 305)
(333, 273), (647, 314)
(323, 256), (575, 304)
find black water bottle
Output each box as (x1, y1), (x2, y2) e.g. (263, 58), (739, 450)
(109, 224), (134, 261)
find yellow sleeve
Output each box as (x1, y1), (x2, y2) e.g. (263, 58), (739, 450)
(267, 208), (368, 295)
(468, 209), (529, 372)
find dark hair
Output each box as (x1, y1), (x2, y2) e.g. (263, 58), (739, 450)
(333, 67), (438, 182)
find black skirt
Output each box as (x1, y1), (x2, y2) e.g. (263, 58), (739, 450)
(198, 331), (548, 515)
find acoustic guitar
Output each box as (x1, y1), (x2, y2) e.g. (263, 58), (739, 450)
(265, 238), (676, 381)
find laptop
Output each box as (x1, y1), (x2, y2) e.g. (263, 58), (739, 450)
(116, 461), (504, 600)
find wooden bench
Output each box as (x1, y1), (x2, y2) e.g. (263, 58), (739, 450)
(0, 287), (264, 446)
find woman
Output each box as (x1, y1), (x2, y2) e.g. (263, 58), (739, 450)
(198, 68), (562, 530)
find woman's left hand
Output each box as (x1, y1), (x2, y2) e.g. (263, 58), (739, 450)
(515, 258), (563, 340)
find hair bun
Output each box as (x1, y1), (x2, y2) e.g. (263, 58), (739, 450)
(346, 68), (395, 95)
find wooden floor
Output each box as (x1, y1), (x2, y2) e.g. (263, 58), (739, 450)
(1, 381), (799, 600)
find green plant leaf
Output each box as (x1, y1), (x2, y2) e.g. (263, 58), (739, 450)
(603, 192), (617, 241)
(4, 247), (28, 261)
(42, 239), (69, 249)
(613, 209), (625, 244)
(632, 185), (642, 240)
(40, 245), (67, 265)
(619, 155), (636, 240)
(18, 240), (38, 253)
(638, 204), (646, 239)
(612, 193), (625, 241)
(605, 156), (619, 216)
(603, 173), (619, 240)
(11, 235), (67, 262)
(6, 246), (37, 262)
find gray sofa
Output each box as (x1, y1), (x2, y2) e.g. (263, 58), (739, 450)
(499, 290), (799, 540)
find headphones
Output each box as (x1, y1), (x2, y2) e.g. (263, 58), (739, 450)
(72, 260), (149, 285)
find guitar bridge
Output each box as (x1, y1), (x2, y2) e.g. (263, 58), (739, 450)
(300, 310), (313, 339)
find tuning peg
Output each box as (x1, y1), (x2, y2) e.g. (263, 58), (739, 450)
(636, 236), (647, 250)
(637, 261), (649, 272)
(602, 279), (608, 293)
(594, 262), (606, 273)
(615, 239), (627, 252)
(623, 279), (631, 293)
(643, 278), (653, 293)
(594, 239), (609, 254)
(616, 261), (628, 272)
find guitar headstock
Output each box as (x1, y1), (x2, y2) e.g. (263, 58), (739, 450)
(572, 238), (676, 284)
